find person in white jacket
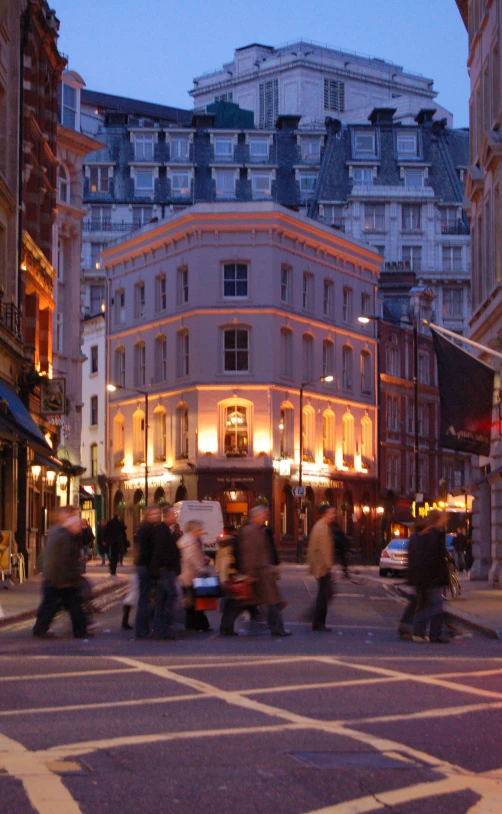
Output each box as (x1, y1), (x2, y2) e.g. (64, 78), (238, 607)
(177, 521), (210, 632)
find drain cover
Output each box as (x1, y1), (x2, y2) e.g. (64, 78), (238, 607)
(290, 751), (417, 770)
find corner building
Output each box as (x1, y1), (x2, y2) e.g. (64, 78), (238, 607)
(103, 203), (381, 553)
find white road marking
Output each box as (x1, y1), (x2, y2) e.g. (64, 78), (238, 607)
(0, 667), (140, 683)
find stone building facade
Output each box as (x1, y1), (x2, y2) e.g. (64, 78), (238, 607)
(99, 203), (382, 553)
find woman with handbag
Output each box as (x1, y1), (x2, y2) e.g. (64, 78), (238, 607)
(177, 520), (211, 632)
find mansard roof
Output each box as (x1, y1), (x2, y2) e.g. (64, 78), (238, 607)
(81, 89), (191, 125)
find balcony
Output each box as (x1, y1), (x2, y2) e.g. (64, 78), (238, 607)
(441, 222), (470, 235)
(83, 220), (136, 234)
(0, 299), (21, 341)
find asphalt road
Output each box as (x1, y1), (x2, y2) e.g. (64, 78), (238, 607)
(0, 565), (501, 814)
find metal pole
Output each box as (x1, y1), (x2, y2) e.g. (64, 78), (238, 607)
(296, 384), (304, 562)
(426, 321), (502, 361)
(413, 319), (420, 500)
(144, 391), (149, 504)
(299, 385), (304, 487)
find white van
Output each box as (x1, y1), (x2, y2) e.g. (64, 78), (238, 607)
(173, 501), (224, 554)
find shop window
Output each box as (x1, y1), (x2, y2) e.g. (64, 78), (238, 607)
(224, 404), (249, 457)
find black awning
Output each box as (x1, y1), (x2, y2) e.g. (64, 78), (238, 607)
(0, 380), (52, 451)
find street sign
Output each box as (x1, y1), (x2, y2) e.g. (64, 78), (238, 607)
(293, 486), (306, 498)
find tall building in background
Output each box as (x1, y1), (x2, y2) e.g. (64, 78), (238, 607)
(456, 0), (502, 584)
(190, 40), (454, 128)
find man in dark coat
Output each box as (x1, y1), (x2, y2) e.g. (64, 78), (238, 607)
(105, 513), (126, 575)
(134, 504), (161, 638)
(151, 505), (182, 638)
(453, 527), (467, 572)
(410, 510), (450, 643)
(33, 506), (88, 638)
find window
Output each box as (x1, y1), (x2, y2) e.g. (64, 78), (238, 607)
(113, 413), (125, 466)
(342, 345), (353, 389)
(361, 415), (373, 466)
(354, 132), (376, 156)
(259, 78), (278, 128)
(417, 403), (429, 437)
(364, 203), (384, 230)
(90, 284), (105, 315)
(360, 351), (371, 394)
(176, 404), (189, 458)
(62, 83), (77, 129)
(134, 342), (146, 387)
(402, 204), (421, 231)
(281, 265), (292, 304)
(280, 404), (294, 458)
(249, 137), (269, 159)
(443, 287), (463, 317)
(224, 404), (248, 457)
(280, 328), (293, 378)
(419, 457), (428, 494)
(386, 453), (400, 490)
(90, 243), (104, 270)
(323, 410), (335, 463)
(133, 206), (153, 228)
(342, 286), (352, 322)
(134, 133), (154, 161)
(397, 133), (417, 156)
(251, 172), (272, 198)
(323, 280), (334, 317)
(133, 408), (145, 464)
(353, 167), (373, 186)
(302, 334), (314, 381)
(418, 352), (429, 384)
(215, 169), (235, 197)
(90, 443), (98, 478)
(214, 137), (234, 160)
(154, 335), (167, 382)
(90, 395), (98, 426)
(224, 328), (249, 372)
(171, 171), (190, 195)
(153, 406), (167, 462)
(90, 345), (98, 374)
(324, 78), (345, 112)
(302, 405), (315, 461)
(442, 246), (462, 272)
(115, 289), (125, 325)
(134, 169), (154, 195)
(177, 330), (189, 378)
(404, 169), (424, 188)
(322, 340), (335, 379)
(386, 395), (399, 431)
(214, 92), (233, 103)
(177, 266), (189, 305)
(134, 282), (145, 319)
(89, 166), (109, 193)
(57, 240), (64, 282)
(302, 272), (314, 310)
(342, 410), (355, 464)
(385, 334), (400, 376)
(223, 263), (248, 298)
(408, 401), (414, 434)
(361, 292), (371, 316)
(299, 174), (317, 195)
(402, 245), (422, 271)
(170, 137), (190, 160)
(91, 205), (112, 230)
(114, 347), (125, 388)
(58, 164), (69, 202)
(55, 313), (63, 353)
(301, 137), (321, 162)
(440, 207), (458, 234)
(155, 275), (166, 312)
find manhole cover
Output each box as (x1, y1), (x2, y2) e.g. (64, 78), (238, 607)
(290, 751), (418, 770)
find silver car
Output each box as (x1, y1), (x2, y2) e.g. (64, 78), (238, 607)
(379, 537), (409, 577)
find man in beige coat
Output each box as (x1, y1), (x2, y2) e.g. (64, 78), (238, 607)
(307, 504), (336, 631)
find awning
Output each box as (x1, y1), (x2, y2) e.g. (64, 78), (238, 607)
(0, 380), (53, 451)
(32, 451), (62, 470)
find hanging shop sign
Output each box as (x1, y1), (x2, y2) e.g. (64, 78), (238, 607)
(40, 377), (66, 415)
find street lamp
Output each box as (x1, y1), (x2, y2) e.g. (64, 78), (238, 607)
(408, 287), (435, 506)
(107, 383), (149, 504)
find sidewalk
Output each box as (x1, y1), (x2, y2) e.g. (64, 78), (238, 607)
(397, 574), (502, 640)
(0, 560), (130, 627)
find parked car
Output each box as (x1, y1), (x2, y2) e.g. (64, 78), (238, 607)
(379, 537), (409, 577)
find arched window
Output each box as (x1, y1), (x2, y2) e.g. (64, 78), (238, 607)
(133, 407), (145, 465)
(322, 409), (335, 464)
(153, 405), (167, 462)
(134, 341), (146, 387)
(360, 350), (371, 394)
(114, 346), (125, 388)
(58, 163), (70, 202)
(342, 344), (353, 390)
(154, 486), (166, 504)
(361, 414), (373, 467)
(177, 330), (189, 378)
(113, 412), (125, 467)
(322, 339), (335, 379)
(302, 404), (315, 462)
(176, 403), (189, 459)
(224, 405), (248, 456)
(302, 334), (314, 382)
(342, 409), (355, 466)
(154, 335), (167, 382)
(280, 328), (293, 378)
(279, 401), (294, 458)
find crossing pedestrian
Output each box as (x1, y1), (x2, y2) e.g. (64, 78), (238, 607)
(134, 505), (161, 639)
(307, 504), (336, 632)
(177, 520), (212, 632)
(151, 505), (182, 639)
(105, 513), (126, 576)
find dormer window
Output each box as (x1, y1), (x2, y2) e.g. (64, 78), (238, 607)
(397, 133), (418, 156)
(214, 137), (234, 160)
(301, 137), (321, 162)
(354, 132), (376, 157)
(404, 169), (424, 188)
(249, 137), (269, 160)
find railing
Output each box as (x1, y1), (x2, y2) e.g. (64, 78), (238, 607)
(384, 261), (411, 271)
(441, 222), (470, 235)
(0, 298), (22, 340)
(83, 220), (139, 233)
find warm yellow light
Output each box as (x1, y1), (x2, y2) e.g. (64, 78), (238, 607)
(376, 506), (384, 515)
(394, 529), (400, 536)
(358, 316), (370, 324)
(59, 474), (68, 489)
(107, 383), (117, 392)
(198, 430), (218, 454)
(253, 433), (271, 455)
(362, 505), (370, 515)
(46, 470), (56, 485)
(31, 464), (41, 479)
(322, 375), (334, 383)
(438, 501), (446, 508)
(279, 421), (284, 430)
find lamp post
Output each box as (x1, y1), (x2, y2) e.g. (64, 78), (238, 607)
(358, 314), (381, 531)
(107, 383), (149, 504)
(409, 287), (435, 507)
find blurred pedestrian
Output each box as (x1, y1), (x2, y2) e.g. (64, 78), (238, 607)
(453, 527), (467, 572)
(397, 517), (427, 640)
(411, 510), (450, 644)
(465, 533), (474, 572)
(97, 519), (108, 565)
(151, 505), (182, 639)
(33, 506), (88, 639)
(215, 530), (240, 636)
(332, 520), (350, 578)
(105, 513), (126, 576)
(172, 523), (182, 542)
(81, 519), (95, 567)
(238, 506), (291, 637)
(307, 504), (336, 632)
(134, 505), (162, 639)
(177, 520), (211, 632)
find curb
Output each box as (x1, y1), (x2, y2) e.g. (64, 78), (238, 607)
(393, 584), (500, 641)
(0, 576), (128, 629)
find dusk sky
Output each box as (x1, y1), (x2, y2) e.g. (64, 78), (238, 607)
(54, 0), (469, 127)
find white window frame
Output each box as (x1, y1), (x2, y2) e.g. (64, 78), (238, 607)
(280, 328), (293, 378)
(281, 266), (292, 304)
(324, 78), (345, 112)
(360, 351), (371, 394)
(177, 331), (189, 378)
(404, 169), (424, 188)
(90, 345), (98, 375)
(397, 133), (418, 156)
(402, 245), (422, 271)
(353, 167), (374, 186)
(223, 328), (250, 374)
(134, 169), (155, 195)
(170, 137), (190, 161)
(223, 263), (248, 299)
(402, 204), (422, 231)
(443, 287), (463, 317)
(354, 132), (376, 157)
(342, 346), (353, 390)
(171, 171), (190, 196)
(251, 172), (272, 198)
(134, 342), (146, 387)
(364, 203), (385, 231)
(89, 166), (109, 193)
(322, 340), (335, 379)
(90, 395), (98, 427)
(442, 246), (462, 273)
(114, 347), (126, 388)
(215, 169), (235, 197)
(301, 137), (321, 162)
(134, 282), (145, 319)
(155, 275), (166, 312)
(62, 83), (77, 129)
(155, 336), (167, 382)
(177, 266), (189, 305)
(249, 138), (269, 159)
(302, 335), (314, 382)
(302, 272), (314, 311)
(214, 137), (234, 160)
(134, 133), (155, 161)
(323, 280), (334, 317)
(299, 173), (318, 195)
(342, 286), (353, 323)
